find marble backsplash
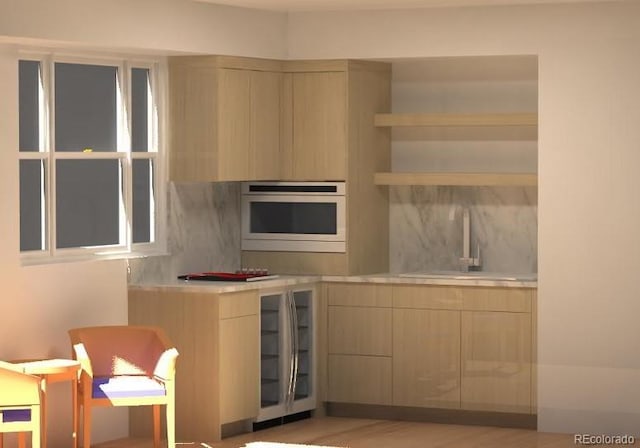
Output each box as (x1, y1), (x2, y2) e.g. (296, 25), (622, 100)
(130, 182), (536, 281)
(129, 182), (241, 283)
(390, 186), (537, 274)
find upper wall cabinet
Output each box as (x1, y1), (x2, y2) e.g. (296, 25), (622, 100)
(242, 60), (393, 275)
(282, 70), (347, 181)
(169, 56), (282, 182)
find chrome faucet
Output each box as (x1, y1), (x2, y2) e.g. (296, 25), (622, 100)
(459, 208), (481, 272)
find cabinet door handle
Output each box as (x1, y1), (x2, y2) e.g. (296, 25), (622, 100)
(286, 291), (296, 408)
(291, 292), (299, 405)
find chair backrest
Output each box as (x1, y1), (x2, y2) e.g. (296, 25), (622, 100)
(68, 326), (169, 377)
(0, 364), (40, 407)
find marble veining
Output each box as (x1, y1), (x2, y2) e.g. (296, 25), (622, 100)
(129, 182), (241, 283)
(390, 186), (537, 274)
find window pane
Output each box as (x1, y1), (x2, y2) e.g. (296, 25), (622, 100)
(20, 160), (46, 251)
(55, 63), (118, 152)
(56, 160), (121, 248)
(131, 68), (151, 152)
(132, 159), (154, 243)
(19, 60), (41, 152)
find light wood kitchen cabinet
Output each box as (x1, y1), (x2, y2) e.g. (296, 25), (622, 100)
(323, 282), (536, 416)
(250, 70), (282, 179)
(169, 56), (282, 182)
(325, 283), (392, 404)
(461, 310), (532, 414)
(128, 288), (259, 441)
(219, 309), (259, 424)
(215, 68), (251, 180)
(393, 308), (461, 409)
(243, 60), (392, 276)
(327, 354), (392, 405)
(282, 71), (347, 181)
(328, 306), (392, 356)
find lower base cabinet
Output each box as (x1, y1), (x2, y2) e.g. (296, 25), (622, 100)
(128, 288), (260, 442)
(325, 283), (536, 415)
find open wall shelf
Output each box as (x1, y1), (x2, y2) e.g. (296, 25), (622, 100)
(374, 112), (538, 128)
(374, 172), (538, 187)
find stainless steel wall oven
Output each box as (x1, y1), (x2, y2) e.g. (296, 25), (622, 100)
(241, 182), (346, 253)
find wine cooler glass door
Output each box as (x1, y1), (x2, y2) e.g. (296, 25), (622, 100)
(259, 293), (288, 419)
(292, 289), (315, 410)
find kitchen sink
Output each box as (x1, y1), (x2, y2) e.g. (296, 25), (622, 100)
(398, 270), (537, 281)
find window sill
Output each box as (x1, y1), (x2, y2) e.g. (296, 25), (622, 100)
(20, 248), (169, 267)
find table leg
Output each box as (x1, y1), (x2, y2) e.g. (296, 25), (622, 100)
(72, 377), (78, 448)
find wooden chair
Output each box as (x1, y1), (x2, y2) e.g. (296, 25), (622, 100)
(0, 361), (42, 448)
(68, 326), (179, 448)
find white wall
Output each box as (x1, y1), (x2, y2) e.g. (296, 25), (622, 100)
(0, 1), (286, 445)
(288, 1), (640, 435)
(0, 0), (287, 57)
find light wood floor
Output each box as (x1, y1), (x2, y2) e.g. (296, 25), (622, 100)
(95, 417), (578, 448)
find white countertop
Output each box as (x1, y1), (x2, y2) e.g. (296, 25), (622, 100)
(129, 275), (322, 293)
(323, 273), (537, 288)
(129, 272), (537, 293)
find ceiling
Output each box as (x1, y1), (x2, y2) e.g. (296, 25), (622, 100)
(192, 0), (623, 12)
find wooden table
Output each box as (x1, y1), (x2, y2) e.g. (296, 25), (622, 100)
(11, 359), (81, 448)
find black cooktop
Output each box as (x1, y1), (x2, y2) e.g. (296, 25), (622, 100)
(177, 272), (278, 282)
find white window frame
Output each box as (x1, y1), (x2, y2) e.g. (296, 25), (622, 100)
(18, 50), (167, 265)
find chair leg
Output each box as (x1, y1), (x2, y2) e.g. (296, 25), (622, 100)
(152, 404), (160, 448)
(0, 433), (3, 448)
(18, 433), (27, 448)
(32, 427), (41, 448)
(82, 402), (91, 448)
(77, 394), (83, 448)
(166, 402), (175, 448)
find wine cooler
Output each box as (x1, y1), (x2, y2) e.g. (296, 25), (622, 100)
(257, 287), (315, 422)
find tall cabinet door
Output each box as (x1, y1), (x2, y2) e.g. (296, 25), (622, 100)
(217, 68), (251, 180)
(393, 309), (461, 409)
(250, 70), (282, 180)
(461, 311), (532, 413)
(286, 72), (347, 181)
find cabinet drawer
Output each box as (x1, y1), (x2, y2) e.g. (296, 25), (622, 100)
(327, 354), (392, 405)
(326, 283), (392, 307)
(461, 288), (532, 313)
(219, 290), (259, 319)
(393, 285), (463, 310)
(328, 306), (392, 356)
